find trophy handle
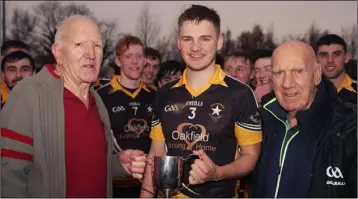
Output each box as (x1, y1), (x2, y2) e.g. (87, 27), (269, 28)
(175, 154), (201, 197)
(177, 183), (201, 196)
(182, 154), (200, 162)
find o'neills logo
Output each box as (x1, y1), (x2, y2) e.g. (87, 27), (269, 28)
(172, 123), (209, 150)
(124, 118), (149, 138)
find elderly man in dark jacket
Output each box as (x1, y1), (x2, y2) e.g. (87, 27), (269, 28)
(251, 41), (357, 198)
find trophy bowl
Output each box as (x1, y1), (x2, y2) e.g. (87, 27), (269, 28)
(152, 156), (183, 198)
(152, 154), (200, 198)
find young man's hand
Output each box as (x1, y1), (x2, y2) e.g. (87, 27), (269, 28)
(189, 150), (221, 185)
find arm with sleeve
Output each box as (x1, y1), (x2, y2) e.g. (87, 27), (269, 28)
(215, 89), (262, 180)
(0, 88), (35, 197)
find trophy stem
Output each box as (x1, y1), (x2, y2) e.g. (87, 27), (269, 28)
(164, 189), (172, 198)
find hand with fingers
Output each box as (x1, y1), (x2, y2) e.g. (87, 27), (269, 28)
(120, 149), (147, 180)
(189, 150), (220, 185)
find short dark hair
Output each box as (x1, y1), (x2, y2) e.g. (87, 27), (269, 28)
(144, 47), (161, 62)
(1, 40), (30, 56)
(215, 53), (224, 67)
(1, 51), (35, 72)
(315, 34), (347, 53)
(250, 49), (273, 65)
(178, 4), (221, 35)
(156, 60), (185, 81)
(225, 51), (251, 63)
(115, 35), (143, 56)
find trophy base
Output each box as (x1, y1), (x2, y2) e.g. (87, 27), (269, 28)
(164, 189), (172, 198)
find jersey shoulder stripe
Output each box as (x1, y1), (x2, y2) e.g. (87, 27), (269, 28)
(224, 75), (259, 107)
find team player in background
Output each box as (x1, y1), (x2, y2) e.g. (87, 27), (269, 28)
(142, 47), (161, 90)
(316, 34), (357, 105)
(223, 51), (254, 86)
(140, 5), (262, 198)
(1, 51), (36, 107)
(251, 49), (273, 104)
(0, 40), (31, 108)
(156, 60), (185, 88)
(97, 35), (155, 198)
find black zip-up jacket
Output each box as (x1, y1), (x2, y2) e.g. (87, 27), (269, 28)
(250, 77), (357, 198)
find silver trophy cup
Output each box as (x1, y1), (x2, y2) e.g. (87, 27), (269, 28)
(152, 154), (199, 198)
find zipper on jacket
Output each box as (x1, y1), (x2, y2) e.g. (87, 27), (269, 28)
(263, 100), (300, 198)
(273, 124), (300, 198)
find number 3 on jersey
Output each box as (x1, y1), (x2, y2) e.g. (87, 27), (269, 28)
(188, 107), (196, 119)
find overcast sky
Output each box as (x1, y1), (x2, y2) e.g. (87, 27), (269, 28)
(5, 1), (357, 42)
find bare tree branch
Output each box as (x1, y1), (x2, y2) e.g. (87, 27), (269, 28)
(154, 23), (180, 61)
(14, 1), (119, 67)
(6, 8), (37, 51)
(220, 29), (235, 57)
(235, 24), (277, 52)
(341, 24), (357, 59)
(135, 2), (161, 47)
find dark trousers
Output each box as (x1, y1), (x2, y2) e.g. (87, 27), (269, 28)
(113, 184), (142, 198)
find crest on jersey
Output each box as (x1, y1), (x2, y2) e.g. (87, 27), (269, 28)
(209, 103), (225, 120)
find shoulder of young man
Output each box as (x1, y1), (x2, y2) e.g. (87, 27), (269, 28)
(156, 79), (180, 95)
(95, 80), (112, 95)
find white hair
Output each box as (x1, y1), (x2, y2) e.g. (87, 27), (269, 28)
(54, 15), (99, 45)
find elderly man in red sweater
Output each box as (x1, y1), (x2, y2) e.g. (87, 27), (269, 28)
(0, 15), (147, 197)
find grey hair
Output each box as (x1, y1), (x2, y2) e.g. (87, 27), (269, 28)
(54, 15), (100, 45)
(54, 27), (63, 45)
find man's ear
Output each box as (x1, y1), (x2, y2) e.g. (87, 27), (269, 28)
(177, 36), (181, 51)
(217, 33), (224, 51)
(344, 51), (351, 64)
(114, 55), (121, 68)
(314, 62), (322, 86)
(51, 43), (62, 65)
(1, 72), (5, 82)
(249, 65), (255, 80)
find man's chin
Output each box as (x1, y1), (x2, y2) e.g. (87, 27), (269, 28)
(142, 79), (153, 85)
(186, 63), (211, 72)
(324, 72), (341, 79)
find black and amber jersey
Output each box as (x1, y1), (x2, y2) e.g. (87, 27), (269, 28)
(150, 65), (262, 198)
(1, 80), (9, 108)
(93, 78), (111, 90)
(337, 73), (357, 105)
(97, 75), (156, 154)
(148, 84), (158, 91)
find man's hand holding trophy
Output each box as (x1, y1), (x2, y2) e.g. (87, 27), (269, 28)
(188, 150), (221, 185)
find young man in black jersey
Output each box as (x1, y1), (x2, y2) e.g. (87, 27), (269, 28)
(142, 47), (161, 90)
(140, 5), (262, 198)
(96, 35), (155, 198)
(316, 34), (356, 105)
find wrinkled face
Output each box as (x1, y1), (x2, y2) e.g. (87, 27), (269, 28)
(272, 52), (321, 113)
(1, 58), (34, 89)
(317, 44), (349, 80)
(115, 45), (144, 80)
(254, 57), (272, 85)
(223, 56), (253, 84)
(52, 20), (103, 84)
(158, 71), (182, 87)
(142, 57), (160, 85)
(177, 20), (223, 71)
